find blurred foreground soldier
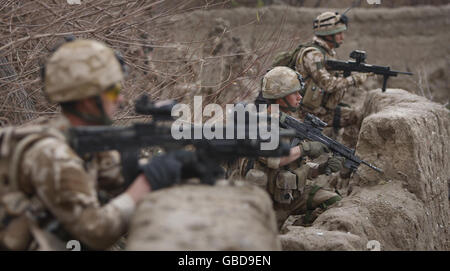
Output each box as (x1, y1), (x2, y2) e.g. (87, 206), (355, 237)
(294, 11), (371, 141)
(0, 39), (187, 250)
(241, 67), (343, 229)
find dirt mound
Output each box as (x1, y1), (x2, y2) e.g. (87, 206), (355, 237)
(279, 226), (365, 250)
(280, 88), (449, 250)
(126, 181), (281, 250)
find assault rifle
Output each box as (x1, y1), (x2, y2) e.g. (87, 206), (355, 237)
(69, 95), (292, 186)
(280, 113), (383, 174)
(326, 50), (413, 92)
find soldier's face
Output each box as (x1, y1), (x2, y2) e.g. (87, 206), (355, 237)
(279, 91), (302, 108)
(335, 32), (345, 45)
(100, 90), (124, 118)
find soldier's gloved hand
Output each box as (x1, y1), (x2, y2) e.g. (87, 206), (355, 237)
(319, 156), (345, 176)
(351, 73), (368, 86)
(300, 141), (329, 160)
(140, 151), (187, 191)
(169, 150), (220, 185)
(169, 150), (199, 179)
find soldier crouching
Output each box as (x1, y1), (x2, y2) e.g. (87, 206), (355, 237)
(240, 67), (343, 229)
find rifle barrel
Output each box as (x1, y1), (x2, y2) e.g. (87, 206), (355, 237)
(361, 160), (383, 173)
(391, 70), (413, 75)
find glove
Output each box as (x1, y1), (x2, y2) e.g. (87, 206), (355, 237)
(300, 141), (329, 160)
(319, 156), (344, 175)
(351, 73), (368, 86)
(172, 150), (223, 185)
(141, 150), (201, 191)
(169, 150), (199, 179)
(141, 150), (220, 190)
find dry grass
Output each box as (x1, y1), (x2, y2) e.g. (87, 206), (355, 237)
(0, 0), (268, 126)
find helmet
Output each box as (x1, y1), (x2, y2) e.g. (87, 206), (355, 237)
(262, 66), (305, 99)
(44, 39), (123, 103)
(313, 11), (347, 36)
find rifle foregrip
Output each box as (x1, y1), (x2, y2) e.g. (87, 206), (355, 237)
(382, 75), (388, 92)
(120, 149), (140, 187)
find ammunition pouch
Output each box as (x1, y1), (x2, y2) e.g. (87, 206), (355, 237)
(301, 81), (326, 111)
(273, 170), (297, 204)
(292, 166), (310, 196)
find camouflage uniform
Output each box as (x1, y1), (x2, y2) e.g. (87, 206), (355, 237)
(294, 11), (368, 142)
(0, 39), (135, 250)
(240, 67), (342, 229)
(241, 111), (342, 229)
(294, 36), (364, 132)
(1, 116), (135, 250)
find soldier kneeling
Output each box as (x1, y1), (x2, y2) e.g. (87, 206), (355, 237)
(241, 66), (343, 229)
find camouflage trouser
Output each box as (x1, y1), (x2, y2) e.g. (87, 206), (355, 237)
(273, 185), (341, 229)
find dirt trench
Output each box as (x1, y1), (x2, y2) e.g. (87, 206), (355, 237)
(280, 88), (449, 250)
(126, 181), (281, 250)
(134, 5), (449, 250)
(126, 88), (449, 251)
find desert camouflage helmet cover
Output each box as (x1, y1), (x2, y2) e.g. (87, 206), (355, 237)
(262, 66), (305, 99)
(44, 39), (123, 103)
(314, 11), (347, 36)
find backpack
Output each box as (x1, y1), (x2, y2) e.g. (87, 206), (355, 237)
(0, 121), (64, 250)
(272, 44), (304, 70)
(271, 42), (327, 70)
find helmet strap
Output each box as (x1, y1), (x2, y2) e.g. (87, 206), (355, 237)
(94, 95), (113, 125)
(322, 35), (340, 49)
(280, 97), (298, 112)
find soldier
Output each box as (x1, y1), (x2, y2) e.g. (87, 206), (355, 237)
(0, 39), (192, 250)
(294, 11), (371, 142)
(241, 66), (344, 229)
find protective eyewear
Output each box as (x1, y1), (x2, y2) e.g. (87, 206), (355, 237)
(104, 83), (122, 101)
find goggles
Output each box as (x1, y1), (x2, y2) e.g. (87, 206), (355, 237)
(104, 83), (122, 101)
